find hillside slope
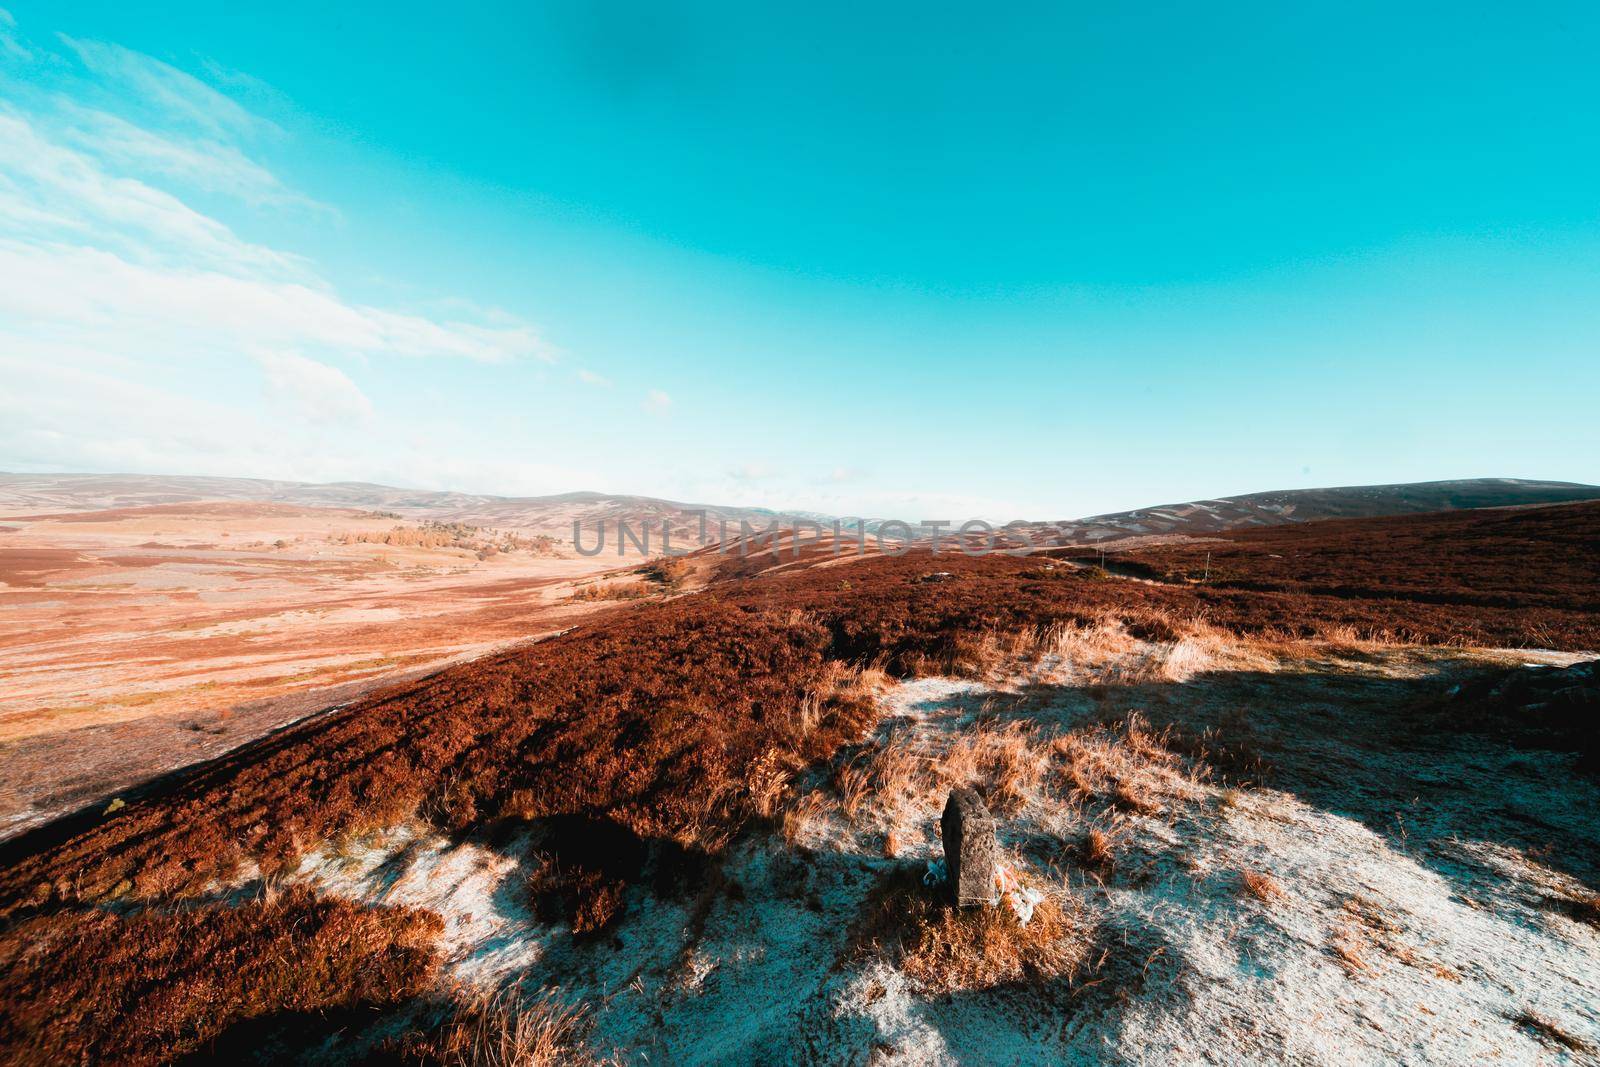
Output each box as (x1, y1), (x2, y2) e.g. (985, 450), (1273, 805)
(1035, 477), (1600, 544)
(3, 499), (1600, 1062)
(1089, 499), (1600, 624)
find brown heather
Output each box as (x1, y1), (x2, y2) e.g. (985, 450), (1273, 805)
(7, 505), (1596, 914)
(1095, 500), (1600, 632)
(0, 887), (440, 1066)
(0, 500), (1595, 1056)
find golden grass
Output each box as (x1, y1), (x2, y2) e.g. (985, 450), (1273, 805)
(526, 860), (629, 936)
(1239, 869), (1283, 902)
(939, 721), (1050, 815)
(853, 866), (1090, 994)
(804, 702), (1207, 866)
(387, 987), (613, 1066)
(1078, 827), (1116, 871)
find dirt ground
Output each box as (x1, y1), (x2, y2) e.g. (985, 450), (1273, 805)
(0, 500), (627, 838)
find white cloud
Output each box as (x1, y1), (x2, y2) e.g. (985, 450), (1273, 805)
(0, 239), (547, 363)
(58, 35), (273, 138)
(0, 25), (552, 394)
(56, 104), (327, 213)
(0, 7), (30, 61)
(0, 351), (597, 495)
(0, 17), (565, 491)
(0, 109), (306, 277)
(576, 368), (612, 387)
(643, 389), (673, 413)
(254, 350), (373, 423)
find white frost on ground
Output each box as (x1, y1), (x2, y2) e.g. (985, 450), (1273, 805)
(281, 646), (1600, 1065)
(1098, 789), (1600, 1064)
(288, 823), (551, 987)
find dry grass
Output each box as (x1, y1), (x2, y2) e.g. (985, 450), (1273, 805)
(568, 580), (655, 601)
(781, 789), (831, 849)
(1328, 935), (1369, 977)
(1111, 778), (1162, 815)
(5, 517), (1593, 1034)
(853, 866), (1090, 994)
(1076, 827), (1116, 871)
(639, 555), (691, 590)
(804, 705), (1206, 867)
(938, 721), (1051, 815)
(906, 614), (1237, 686)
(785, 661), (889, 762)
(386, 987), (612, 1066)
(1323, 895), (1458, 981)
(1238, 869), (1283, 902)
(1511, 1009), (1597, 1055)
(1050, 715), (1203, 812)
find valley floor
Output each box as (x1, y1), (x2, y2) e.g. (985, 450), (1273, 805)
(0, 501), (631, 839)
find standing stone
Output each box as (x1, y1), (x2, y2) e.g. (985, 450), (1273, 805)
(941, 787), (999, 907)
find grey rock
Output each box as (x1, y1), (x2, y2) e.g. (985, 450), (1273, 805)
(941, 787), (999, 908)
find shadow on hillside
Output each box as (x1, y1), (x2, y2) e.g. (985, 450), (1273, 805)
(991, 658), (1600, 895)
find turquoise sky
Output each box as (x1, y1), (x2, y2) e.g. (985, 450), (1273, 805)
(2, 2), (1596, 518)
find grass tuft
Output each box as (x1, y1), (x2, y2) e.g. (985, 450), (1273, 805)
(851, 865), (1089, 994)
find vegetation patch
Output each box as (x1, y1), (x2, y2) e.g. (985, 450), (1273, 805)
(851, 865), (1090, 994)
(0, 887), (441, 1066)
(378, 986), (612, 1066)
(1093, 501), (1600, 640)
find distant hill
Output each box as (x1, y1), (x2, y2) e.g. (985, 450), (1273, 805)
(4, 473), (1596, 550)
(0, 472), (829, 551)
(1080, 497), (1600, 621)
(1033, 478), (1600, 545)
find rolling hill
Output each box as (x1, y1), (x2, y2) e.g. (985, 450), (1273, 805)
(1031, 477), (1600, 544)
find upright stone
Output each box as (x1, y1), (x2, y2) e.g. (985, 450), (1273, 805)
(941, 787), (999, 907)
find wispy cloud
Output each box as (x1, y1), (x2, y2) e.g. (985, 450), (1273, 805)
(0, 12), (558, 485)
(643, 389), (673, 413)
(58, 34), (274, 138)
(0, 7), (31, 61)
(55, 103), (326, 213)
(576, 368), (612, 387)
(0, 108), (306, 277)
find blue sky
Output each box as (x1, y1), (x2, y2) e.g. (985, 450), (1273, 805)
(2, 2), (1596, 519)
